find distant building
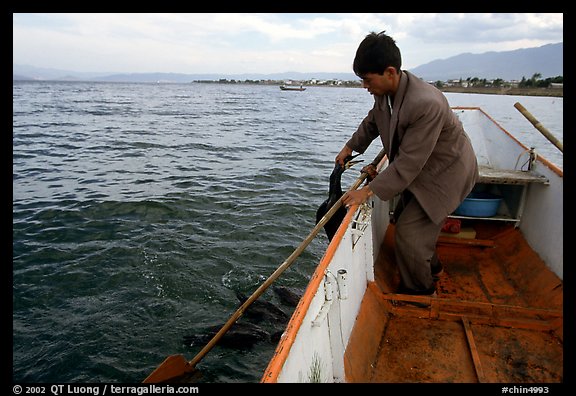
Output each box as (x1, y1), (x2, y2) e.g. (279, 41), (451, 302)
(445, 79), (463, 87)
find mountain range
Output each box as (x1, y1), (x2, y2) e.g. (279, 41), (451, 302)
(410, 42), (562, 81)
(13, 42), (562, 83)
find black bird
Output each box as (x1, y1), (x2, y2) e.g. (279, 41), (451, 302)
(316, 155), (362, 241)
(183, 321), (270, 349)
(235, 291), (289, 324)
(182, 291), (293, 351)
(272, 285), (303, 307)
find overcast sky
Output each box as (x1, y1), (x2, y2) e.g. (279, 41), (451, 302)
(13, 13), (563, 75)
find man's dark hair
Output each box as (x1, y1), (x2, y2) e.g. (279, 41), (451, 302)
(353, 31), (402, 77)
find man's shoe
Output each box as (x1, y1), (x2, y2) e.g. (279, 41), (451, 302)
(431, 259), (444, 280)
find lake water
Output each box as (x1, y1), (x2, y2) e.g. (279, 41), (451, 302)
(12, 81), (563, 383)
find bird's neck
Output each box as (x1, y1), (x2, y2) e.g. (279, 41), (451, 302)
(328, 168), (344, 198)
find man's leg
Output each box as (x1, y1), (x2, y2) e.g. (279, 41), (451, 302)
(394, 197), (443, 294)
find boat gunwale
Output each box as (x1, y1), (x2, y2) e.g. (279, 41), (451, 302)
(452, 106), (563, 178)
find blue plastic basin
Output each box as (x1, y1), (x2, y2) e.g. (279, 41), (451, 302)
(454, 192), (502, 217)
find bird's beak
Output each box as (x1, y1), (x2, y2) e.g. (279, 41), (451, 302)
(344, 153), (363, 170)
(344, 159), (363, 170)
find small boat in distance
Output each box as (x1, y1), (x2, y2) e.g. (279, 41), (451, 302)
(280, 85), (306, 91)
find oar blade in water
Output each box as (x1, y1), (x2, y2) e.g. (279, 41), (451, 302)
(143, 354), (199, 383)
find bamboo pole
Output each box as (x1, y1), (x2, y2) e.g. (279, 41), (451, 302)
(514, 102), (563, 153)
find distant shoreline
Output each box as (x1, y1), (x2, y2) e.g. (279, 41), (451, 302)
(439, 86), (563, 98)
(12, 79), (564, 98)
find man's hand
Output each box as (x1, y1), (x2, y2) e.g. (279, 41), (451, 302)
(335, 145), (354, 166)
(342, 185), (373, 208)
(361, 164), (378, 181)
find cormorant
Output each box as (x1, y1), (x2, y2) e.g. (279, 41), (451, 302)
(182, 291), (293, 350)
(235, 291), (289, 323)
(183, 322), (270, 349)
(316, 155), (362, 241)
(272, 285), (303, 307)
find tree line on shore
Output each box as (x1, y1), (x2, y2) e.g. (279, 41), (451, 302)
(433, 73), (563, 89)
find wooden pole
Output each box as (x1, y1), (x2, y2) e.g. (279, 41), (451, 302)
(514, 102), (563, 153)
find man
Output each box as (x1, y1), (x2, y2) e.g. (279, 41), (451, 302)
(337, 31), (478, 296)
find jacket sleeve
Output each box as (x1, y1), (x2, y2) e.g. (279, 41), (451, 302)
(346, 104), (381, 154)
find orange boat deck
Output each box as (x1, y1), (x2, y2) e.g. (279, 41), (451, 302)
(344, 220), (563, 383)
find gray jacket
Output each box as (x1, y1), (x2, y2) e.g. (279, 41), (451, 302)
(346, 70), (479, 224)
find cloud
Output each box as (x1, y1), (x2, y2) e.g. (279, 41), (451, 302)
(13, 13), (563, 74)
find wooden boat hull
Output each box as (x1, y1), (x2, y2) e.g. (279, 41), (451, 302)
(262, 107), (563, 383)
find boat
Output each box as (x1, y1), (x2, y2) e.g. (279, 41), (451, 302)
(280, 85), (306, 91)
(261, 106), (563, 383)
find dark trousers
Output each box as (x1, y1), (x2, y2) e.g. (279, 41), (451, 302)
(393, 191), (443, 293)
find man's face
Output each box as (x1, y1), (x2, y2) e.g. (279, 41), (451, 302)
(360, 68), (396, 97)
